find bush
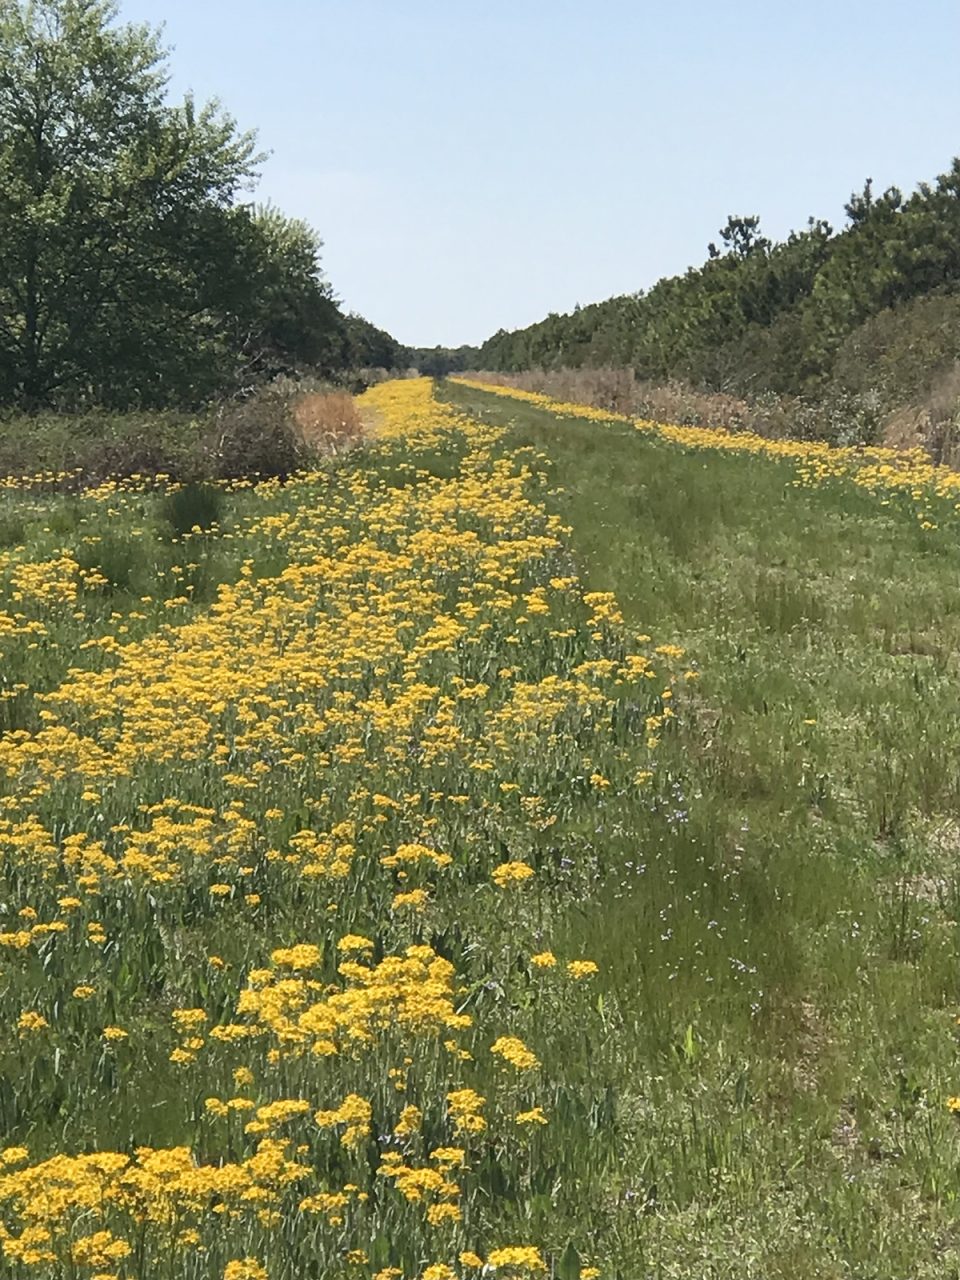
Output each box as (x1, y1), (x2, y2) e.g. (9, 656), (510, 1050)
(163, 483), (224, 539)
(207, 383), (305, 480)
(0, 410), (208, 485)
(0, 376), (370, 490)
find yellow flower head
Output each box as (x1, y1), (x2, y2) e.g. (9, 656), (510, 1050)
(17, 1010), (48, 1035)
(486, 1246), (548, 1272)
(224, 1261), (268, 1280)
(491, 1035), (540, 1070)
(492, 861), (534, 888)
(270, 944), (322, 970)
(337, 933), (375, 954)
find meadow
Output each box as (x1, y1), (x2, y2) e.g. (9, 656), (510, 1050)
(445, 379), (960, 1277)
(2, 376), (960, 1279)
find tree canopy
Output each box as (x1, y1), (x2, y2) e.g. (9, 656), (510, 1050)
(0, 0), (404, 410)
(477, 158), (960, 401)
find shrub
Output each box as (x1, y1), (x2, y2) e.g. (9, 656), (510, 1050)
(207, 384), (304, 480)
(163, 483), (224, 539)
(0, 378), (368, 490)
(0, 410), (207, 486)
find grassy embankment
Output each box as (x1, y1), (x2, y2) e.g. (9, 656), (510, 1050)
(443, 376), (960, 1277)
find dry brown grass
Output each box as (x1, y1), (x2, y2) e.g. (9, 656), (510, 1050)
(291, 391), (365, 454)
(881, 362), (960, 465)
(470, 368), (791, 435)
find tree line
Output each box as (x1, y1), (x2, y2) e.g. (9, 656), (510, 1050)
(477, 164), (960, 402)
(0, 0), (415, 411)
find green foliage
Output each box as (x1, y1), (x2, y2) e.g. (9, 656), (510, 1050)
(342, 313), (411, 372)
(233, 205), (347, 381)
(0, 0), (254, 407)
(411, 343), (481, 376)
(0, 408), (208, 481)
(477, 157), (960, 407)
(0, 0), (402, 410)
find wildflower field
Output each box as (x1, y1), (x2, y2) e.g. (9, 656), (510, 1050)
(0, 380), (680, 1280)
(4, 376), (960, 1279)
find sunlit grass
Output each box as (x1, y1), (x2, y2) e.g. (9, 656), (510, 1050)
(4, 373), (960, 1279)
(444, 378), (960, 1278)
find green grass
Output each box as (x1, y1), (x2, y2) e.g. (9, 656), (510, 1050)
(6, 377), (960, 1279)
(444, 380), (960, 1278)
(0, 478), (287, 734)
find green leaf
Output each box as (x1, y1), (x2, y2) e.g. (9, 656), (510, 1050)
(557, 1241), (582, 1280)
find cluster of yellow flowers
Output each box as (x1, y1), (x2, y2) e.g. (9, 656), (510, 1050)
(453, 377), (960, 529)
(0, 379), (664, 1277)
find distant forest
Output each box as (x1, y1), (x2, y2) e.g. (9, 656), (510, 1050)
(476, 161), (960, 408)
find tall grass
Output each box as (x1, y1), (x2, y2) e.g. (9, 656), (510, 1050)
(4, 373), (960, 1277)
(444, 379), (960, 1278)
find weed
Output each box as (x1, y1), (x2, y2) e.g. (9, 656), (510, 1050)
(163, 483), (224, 539)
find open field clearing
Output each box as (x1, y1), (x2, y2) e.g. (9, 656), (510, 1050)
(5, 376), (960, 1278)
(0, 379), (677, 1280)
(443, 378), (960, 1277)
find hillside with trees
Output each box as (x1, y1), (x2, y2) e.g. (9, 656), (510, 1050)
(476, 163), (960, 447)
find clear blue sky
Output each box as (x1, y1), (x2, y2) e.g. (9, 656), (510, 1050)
(121, 0), (960, 348)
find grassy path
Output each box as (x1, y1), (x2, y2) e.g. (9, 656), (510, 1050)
(444, 379), (960, 1277)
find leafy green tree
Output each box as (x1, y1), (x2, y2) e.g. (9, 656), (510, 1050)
(477, 157), (960, 403)
(343, 313), (411, 371)
(411, 344), (480, 376)
(227, 205), (347, 382)
(0, 0), (355, 409)
(0, 0), (263, 406)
